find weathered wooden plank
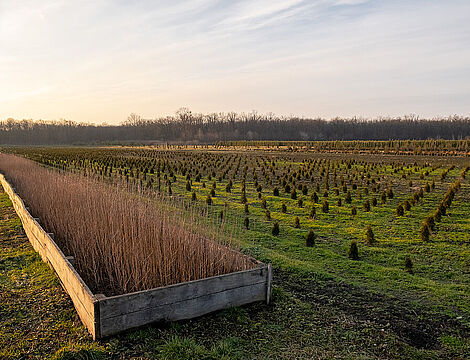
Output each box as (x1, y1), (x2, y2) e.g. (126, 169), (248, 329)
(100, 265), (268, 319)
(0, 175), (99, 339)
(266, 263), (273, 305)
(44, 238), (95, 313)
(100, 281), (267, 337)
(22, 222), (46, 260)
(27, 217), (97, 330)
(45, 245), (97, 336)
(1, 173), (272, 340)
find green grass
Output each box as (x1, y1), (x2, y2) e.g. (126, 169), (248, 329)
(1, 149), (470, 359)
(1, 187), (469, 359)
(177, 166), (470, 323)
(0, 191), (106, 359)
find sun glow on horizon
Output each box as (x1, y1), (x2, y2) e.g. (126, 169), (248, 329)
(1, 0), (469, 123)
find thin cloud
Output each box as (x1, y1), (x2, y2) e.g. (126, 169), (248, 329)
(0, 0), (469, 122)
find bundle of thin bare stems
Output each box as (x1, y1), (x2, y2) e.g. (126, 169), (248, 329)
(0, 154), (256, 296)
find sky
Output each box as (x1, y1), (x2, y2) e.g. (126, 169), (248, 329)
(1, 0), (469, 124)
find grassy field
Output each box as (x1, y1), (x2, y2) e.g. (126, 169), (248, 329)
(1, 147), (469, 359)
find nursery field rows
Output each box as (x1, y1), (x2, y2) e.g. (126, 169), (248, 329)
(1, 145), (469, 359)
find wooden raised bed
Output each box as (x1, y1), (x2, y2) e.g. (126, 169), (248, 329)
(0, 174), (272, 339)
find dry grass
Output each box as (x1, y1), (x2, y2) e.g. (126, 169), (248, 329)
(0, 154), (255, 295)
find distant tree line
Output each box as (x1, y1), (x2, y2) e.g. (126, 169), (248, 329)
(1, 109), (469, 145)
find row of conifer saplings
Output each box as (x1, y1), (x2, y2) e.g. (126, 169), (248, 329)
(277, 167), (466, 272)
(243, 214), (413, 273)
(345, 165), (465, 272)
(420, 166), (468, 242)
(222, 166), (466, 273)
(347, 226), (414, 273)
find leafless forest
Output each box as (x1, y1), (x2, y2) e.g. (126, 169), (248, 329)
(1, 111), (469, 145)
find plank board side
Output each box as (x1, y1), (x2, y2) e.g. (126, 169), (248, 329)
(100, 265), (267, 319)
(0, 175), (98, 338)
(100, 281), (266, 337)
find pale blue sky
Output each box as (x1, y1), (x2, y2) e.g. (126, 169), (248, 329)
(1, 0), (469, 123)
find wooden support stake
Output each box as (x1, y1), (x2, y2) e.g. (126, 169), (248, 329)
(266, 263), (273, 305)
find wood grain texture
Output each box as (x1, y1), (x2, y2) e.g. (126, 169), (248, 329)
(100, 281), (267, 337)
(100, 265), (268, 319)
(0, 174), (99, 339)
(0, 173), (272, 340)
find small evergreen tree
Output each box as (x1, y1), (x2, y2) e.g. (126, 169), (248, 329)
(306, 229), (316, 247)
(381, 191), (387, 204)
(312, 192), (319, 203)
(186, 180), (191, 191)
(404, 256), (413, 273)
(365, 225), (375, 245)
(281, 202), (287, 213)
(345, 191), (352, 204)
(272, 222), (280, 236)
(420, 222), (430, 242)
(363, 199), (371, 212)
(351, 206), (357, 216)
(265, 209), (271, 220)
(191, 191), (197, 201)
(438, 203), (447, 216)
(291, 189), (297, 200)
(396, 204), (404, 216)
(425, 216), (435, 231)
(294, 216), (300, 228)
(403, 200), (411, 211)
(206, 194), (212, 205)
(273, 187), (279, 196)
(322, 199), (329, 213)
(348, 241), (359, 260)
(309, 206), (316, 219)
